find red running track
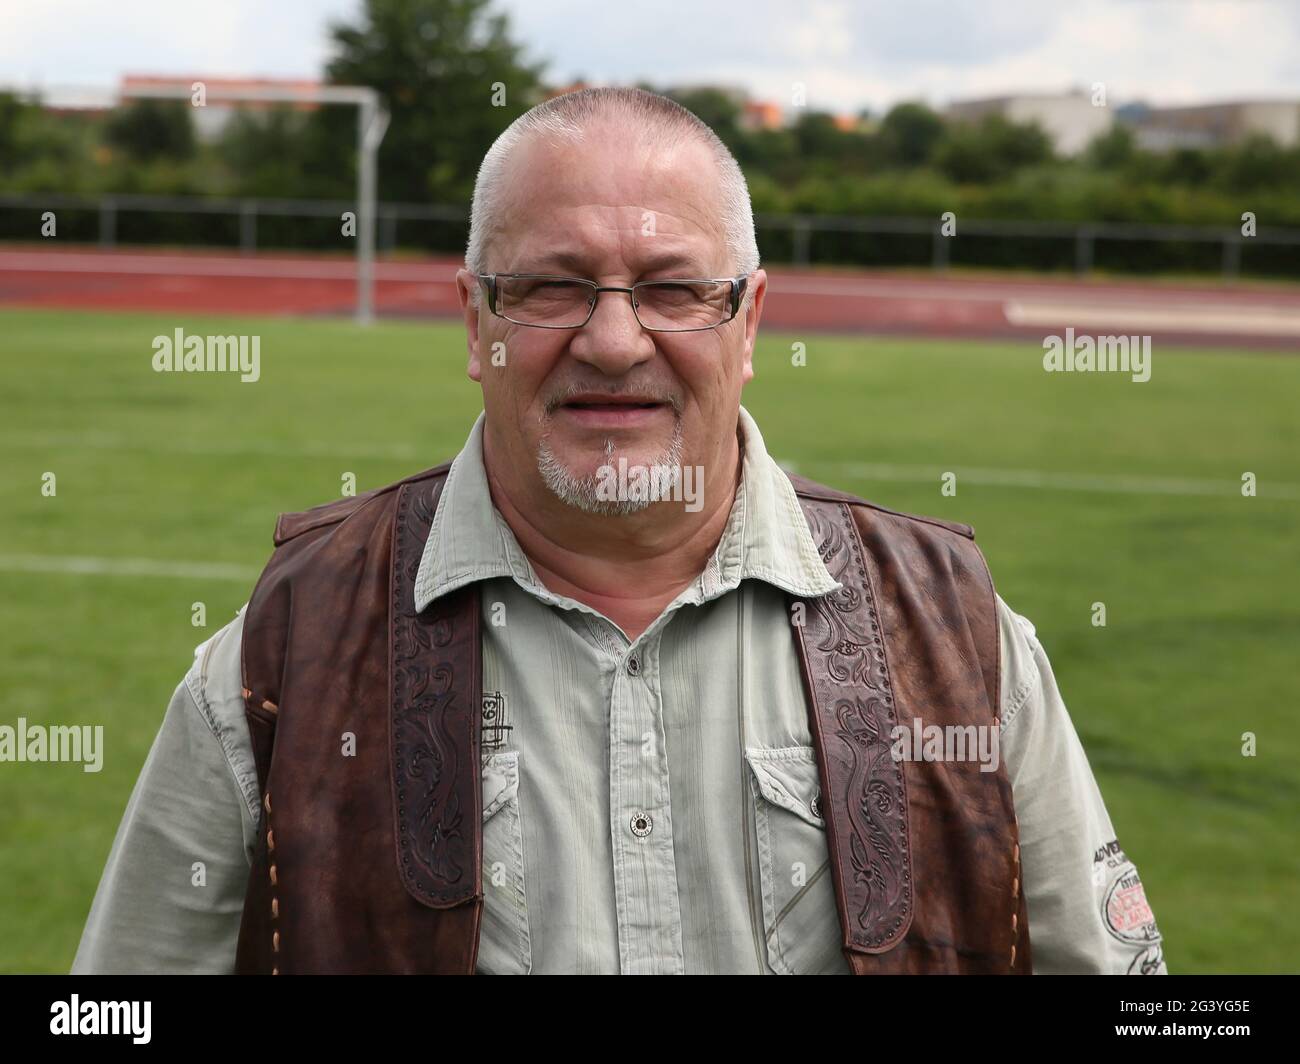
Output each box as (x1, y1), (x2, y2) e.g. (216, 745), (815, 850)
(2, 246), (1298, 349)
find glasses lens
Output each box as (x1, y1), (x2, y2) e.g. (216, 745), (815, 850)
(497, 277), (594, 327)
(634, 281), (730, 331)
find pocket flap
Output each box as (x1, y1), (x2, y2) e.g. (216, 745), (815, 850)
(744, 746), (824, 828)
(481, 750), (519, 820)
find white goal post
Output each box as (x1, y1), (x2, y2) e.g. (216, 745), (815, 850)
(115, 82), (390, 325)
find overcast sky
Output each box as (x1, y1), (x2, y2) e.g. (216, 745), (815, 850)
(3, 0), (1298, 113)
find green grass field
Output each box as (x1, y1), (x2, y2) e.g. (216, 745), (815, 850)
(1, 306), (1297, 973)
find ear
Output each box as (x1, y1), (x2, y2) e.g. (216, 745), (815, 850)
(739, 269), (767, 385)
(456, 269), (483, 382)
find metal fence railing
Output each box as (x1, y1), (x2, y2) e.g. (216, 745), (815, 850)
(3, 192), (1298, 281)
(756, 213), (1300, 280)
(0, 192), (465, 255)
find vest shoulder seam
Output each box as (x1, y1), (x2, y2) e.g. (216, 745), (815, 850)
(272, 462), (452, 545)
(788, 472), (975, 539)
(847, 500), (974, 540)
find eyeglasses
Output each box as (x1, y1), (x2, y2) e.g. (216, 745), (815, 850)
(476, 273), (749, 332)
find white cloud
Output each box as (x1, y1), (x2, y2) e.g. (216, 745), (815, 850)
(0, 0), (355, 89)
(0, 0), (1295, 113)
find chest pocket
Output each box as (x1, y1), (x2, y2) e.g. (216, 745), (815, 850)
(477, 750), (531, 974)
(745, 746), (850, 975)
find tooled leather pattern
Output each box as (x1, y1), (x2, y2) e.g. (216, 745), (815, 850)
(391, 478), (481, 907)
(794, 498), (912, 952)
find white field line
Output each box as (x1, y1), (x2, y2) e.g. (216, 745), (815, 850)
(0, 553), (259, 581)
(1005, 299), (1300, 336)
(2, 464), (1289, 583)
(814, 461), (1300, 500)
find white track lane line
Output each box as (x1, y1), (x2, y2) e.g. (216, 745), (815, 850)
(1005, 299), (1300, 336)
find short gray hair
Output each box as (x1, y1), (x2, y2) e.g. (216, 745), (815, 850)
(465, 86), (760, 306)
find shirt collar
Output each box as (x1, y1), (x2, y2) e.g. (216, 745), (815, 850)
(412, 404), (840, 614)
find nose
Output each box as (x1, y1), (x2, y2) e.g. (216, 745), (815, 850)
(567, 287), (656, 376)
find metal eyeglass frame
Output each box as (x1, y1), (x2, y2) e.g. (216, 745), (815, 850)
(476, 272), (750, 332)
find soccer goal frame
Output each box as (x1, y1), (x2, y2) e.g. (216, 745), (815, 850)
(120, 82), (390, 325)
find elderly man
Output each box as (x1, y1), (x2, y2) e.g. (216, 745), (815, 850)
(73, 87), (1164, 975)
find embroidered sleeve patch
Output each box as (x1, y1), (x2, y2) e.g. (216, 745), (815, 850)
(1093, 838), (1164, 969)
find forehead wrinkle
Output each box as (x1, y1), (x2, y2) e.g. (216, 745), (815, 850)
(494, 131), (729, 272)
(509, 204), (723, 276)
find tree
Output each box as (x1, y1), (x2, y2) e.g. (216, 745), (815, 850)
(0, 93), (28, 173)
(793, 111), (854, 158)
(665, 87), (743, 148)
(219, 106), (318, 198)
(320, 0), (548, 203)
(1162, 147), (1211, 186)
(1212, 134), (1294, 193)
(1085, 124), (1135, 170)
(104, 99), (195, 162)
(934, 114), (1053, 183)
(880, 102), (945, 168)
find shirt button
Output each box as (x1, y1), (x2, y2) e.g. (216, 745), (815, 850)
(626, 654), (641, 677)
(630, 811), (653, 837)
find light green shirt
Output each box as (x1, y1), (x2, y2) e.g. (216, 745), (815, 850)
(72, 407), (1166, 974)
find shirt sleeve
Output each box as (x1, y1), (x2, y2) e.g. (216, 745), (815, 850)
(996, 595), (1167, 975)
(71, 608), (260, 974)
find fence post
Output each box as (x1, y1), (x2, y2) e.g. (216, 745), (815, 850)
(932, 226), (949, 271)
(240, 202), (258, 255)
(1222, 234), (1241, 281)
(1075, 226), (1094, 275)
(99, 197), (116, 248)
(792, 219), (811, 267)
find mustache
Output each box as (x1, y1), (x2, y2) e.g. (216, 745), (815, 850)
(542, 380), (683, 416)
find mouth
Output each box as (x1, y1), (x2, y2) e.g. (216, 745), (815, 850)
(553, 394), (674, 427)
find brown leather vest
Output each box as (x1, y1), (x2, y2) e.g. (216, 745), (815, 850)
(234, 463), (1031, 974)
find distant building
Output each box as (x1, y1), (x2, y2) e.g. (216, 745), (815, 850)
(669, 88), (863, 134)
(1130, 100), (1300, 150)
(946, 90), (1113, 156)
(740, 99), (784, 132)
(15, 84), (112, 115)
(831, 112), (869, 133)
(119, 75), (324, 140)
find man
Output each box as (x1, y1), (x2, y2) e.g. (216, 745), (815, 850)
(73, 87), (1165, 975)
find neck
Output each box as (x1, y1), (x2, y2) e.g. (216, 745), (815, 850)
(482, 424), (742, 641)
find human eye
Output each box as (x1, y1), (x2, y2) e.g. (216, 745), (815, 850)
(513, 277), (585, 297)
(641, 280), (714, 302)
